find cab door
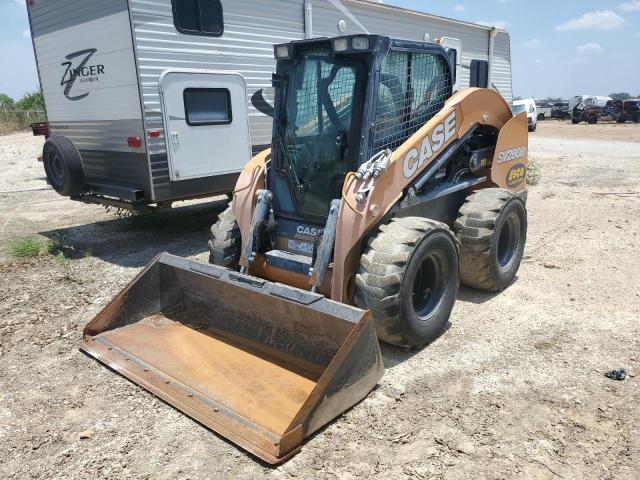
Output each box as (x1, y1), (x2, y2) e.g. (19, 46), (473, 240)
(160, 71), (251, 181)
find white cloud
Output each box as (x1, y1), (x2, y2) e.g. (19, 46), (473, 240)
(555, 10), (626, 31)
(619, 1), (640, 12)
(524, 38), (541, 49)
(453, 4), (466, 12)
(577, 42), (604, 54)
(476, 20), (509, 29)
(23, 29), (31, 39)
(534, 59), (544, 66)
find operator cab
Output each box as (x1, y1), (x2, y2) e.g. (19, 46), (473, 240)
(267, 35), (454, 258)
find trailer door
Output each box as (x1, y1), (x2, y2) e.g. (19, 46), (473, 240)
(160, 71), (251, 181)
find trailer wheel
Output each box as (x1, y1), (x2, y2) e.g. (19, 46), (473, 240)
(355, 217), (459, 349)
(454, 188), (527, 292)
(208, 203), (241, 270)
(43, 135), (85, 196)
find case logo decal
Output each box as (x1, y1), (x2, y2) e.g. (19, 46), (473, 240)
(403, 112), (457, 179)
(296, 225), (323, 237)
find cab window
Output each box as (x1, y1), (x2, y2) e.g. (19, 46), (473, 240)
(373, 50), (452, 150)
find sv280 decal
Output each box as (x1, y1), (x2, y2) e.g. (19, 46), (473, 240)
(497, 146), (527, 164)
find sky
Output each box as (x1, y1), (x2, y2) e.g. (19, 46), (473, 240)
(0, 0), (639, 101)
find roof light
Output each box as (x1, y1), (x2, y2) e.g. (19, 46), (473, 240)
(333, 38), (349, 52)
(351, 37), (369, 50)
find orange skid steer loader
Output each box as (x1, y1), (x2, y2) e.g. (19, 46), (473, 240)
(82, 35), (528, 463)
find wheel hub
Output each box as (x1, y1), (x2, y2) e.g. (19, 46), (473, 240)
(412, 252), (445, 320)
(497, 213), (520, 268)
(50, 153), (65, 184)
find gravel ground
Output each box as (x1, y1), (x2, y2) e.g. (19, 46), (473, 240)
(1, 122), (639, 479)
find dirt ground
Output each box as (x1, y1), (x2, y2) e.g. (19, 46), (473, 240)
(1, 121), (639, 479)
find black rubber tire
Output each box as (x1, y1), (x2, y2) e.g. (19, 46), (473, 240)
(537, 113), (545, 121)
(355, 217), (459, 349)
(528, 123), (537, 132)
(42, 135), (85, 196)
(208, 204), (241, 270)
(571, 117), (580, 125)
(588, 116), (598, 125)
(616, 115), (626, 124)
(455, 189), (527, 292)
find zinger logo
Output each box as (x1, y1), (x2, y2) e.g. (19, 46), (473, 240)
(60, 49), (105, 101)
(403, 112), (457, 179)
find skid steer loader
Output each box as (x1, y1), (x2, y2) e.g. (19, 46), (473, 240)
(82, 35), (528, 463)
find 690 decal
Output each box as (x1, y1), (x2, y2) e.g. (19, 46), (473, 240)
(506, 163), (527, 188)
(497, 146), (527, 164)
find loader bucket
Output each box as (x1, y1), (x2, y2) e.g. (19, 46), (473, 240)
(81, 253), (383, 464)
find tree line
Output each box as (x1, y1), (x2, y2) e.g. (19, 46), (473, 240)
(0, 91), (45, 111)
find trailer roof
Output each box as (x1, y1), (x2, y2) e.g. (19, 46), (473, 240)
(348, 0), (507, 33)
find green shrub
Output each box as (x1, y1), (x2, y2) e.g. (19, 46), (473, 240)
(527, 154), (541, 186)
(9, 236), (47, 258)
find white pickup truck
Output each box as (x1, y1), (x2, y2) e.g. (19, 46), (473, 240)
(535, 101), (553, 120)
(512, 99), (538, 132)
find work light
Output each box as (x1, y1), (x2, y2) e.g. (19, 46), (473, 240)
(351, 37), (370, 50)
(333, 38), (349, 52)
(274, 45), (292, 60)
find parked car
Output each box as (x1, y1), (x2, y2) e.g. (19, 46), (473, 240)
(572, 99), (625, 124)
(622, 99), (640, 123)
(512, 99), (538, 132)
(569, 95), (612, 112)
(535, 101), (553, 120)
(551, 102), (570, 120)
(570, 95), (612, 124)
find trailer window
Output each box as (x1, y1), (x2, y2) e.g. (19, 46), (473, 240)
(470, 60), (489, 88)
(172, 0), (223, 36)
(184, 88), (231, 126)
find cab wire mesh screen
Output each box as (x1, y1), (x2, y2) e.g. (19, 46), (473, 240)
(372, 51), (452, 152)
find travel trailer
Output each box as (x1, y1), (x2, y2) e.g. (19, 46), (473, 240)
(28, 0), (514, 209)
